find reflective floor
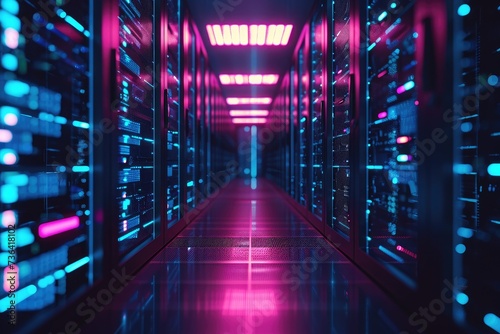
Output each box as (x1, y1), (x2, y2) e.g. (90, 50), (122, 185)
(82, 179), (413, 334)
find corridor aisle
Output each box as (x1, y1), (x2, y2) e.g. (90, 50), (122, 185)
(82, 179), (412, 334)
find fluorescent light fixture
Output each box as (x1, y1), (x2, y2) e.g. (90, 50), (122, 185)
(206, 24), (293, 46)
(229, 110), (269, 117)
(232, 118), (267, 124)
(227, 97), (272, 105)
(219, 74), (279, 85)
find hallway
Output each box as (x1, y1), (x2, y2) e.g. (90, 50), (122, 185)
(82, 179), (409, 334)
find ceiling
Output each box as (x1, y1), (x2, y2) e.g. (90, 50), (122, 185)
(186, 0), (317, 107)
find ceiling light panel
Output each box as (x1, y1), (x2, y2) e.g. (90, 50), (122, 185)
(206, 24), (293, 46)
(219, 74), (279, 85)
(232, 118), (268, 124)
(229, 110), (269, 117)
(226, 97), (273, 105)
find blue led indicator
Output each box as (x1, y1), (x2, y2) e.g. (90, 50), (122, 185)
(487, 75), (499, 86)
(484, 313), (500, 333)
(53, 270), (66, 280)
(457, 227), (473, 238)
(0, 10), (21, 30)
(367, 43), (376, 51)
(4, 80), (29, 97)
(65, 256), (90, 273)
(455, 243), (466, 254)
(1, 184), (18, 203)
(390, 2), (397, 9)
(72, 120), (90, 129)
(457, 4), (471, 16)
(64, 15), (84, 32)
(487, 163), (500, 176)
(392, 177), (398, 184)
(378, 11), (388, 21)
(456, 293), (469, 305)
(187, 181), (194, 187)
(461, 122), (473, 132)
(2, 0), (20, 14)
(1, 53), (17, 71)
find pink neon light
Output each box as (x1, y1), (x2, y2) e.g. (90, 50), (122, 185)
(2, 152), (17, 165)
(4, 265), (18, 292)
(4, 113), (18, 126)
(123, 220), (128, 232)
(249, 25), (258, 45)
(235, 74), (244, 85)
(249, 75), (263, 85)
(396, 245), (417, 259)
(273, 25), (285, 45)
(227, 97), (272, 105)
(38, 216), (80, 238)
(377, 70), (388, 78)
(414, 100), (420, 106)
(1, 210), (16, 228)
(223, 25), (231, 45)
(219, 74), (231, 85)
(378, 111), (388, 119)
(207, 25), (293, 46)
(232, 118), (267, 124)
(219, 74), (279, 85)
(0, 130), (12, 143)
(266, 25), (276, 45)
(212, 25), (224, 45)
(239, 25), (248, 45)
(5, 28), (19, 49)
(229, 110), (269, 117)
(397, 136), (411, 144)
(206, 25), (216, 45)
(222, 290), (278, 316)
(282, 25), (293, 45)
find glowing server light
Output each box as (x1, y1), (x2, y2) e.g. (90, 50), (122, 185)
(206, 24), (293, 46)
(396, 80), (415, 94)
(456, 293), (469, 305)
(396, 136), (411, 144)
(484, 313), (500, 333)
(487, 163), (500, 176)
(64, 256), (90, 273)
(232, 118), (267, 124)
(0, 149), (17, 165)
(457, 4), (471, 16)
(38, 216), (80, 238)
(378, 11), (388, 21)
(219, 74), (279, 85)
(227, 97), (272, 105)
(0, 106), (19, 126)
(229, 110), (269, 117)
(397, 154), (411, 162)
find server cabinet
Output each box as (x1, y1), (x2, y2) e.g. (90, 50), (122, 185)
(0, 1), (101, 330)
(297, 42), (309, 208)
(452, 1), (500, 333)
(183, 21), (196, 211)
(165, 0), (181, 230)
(310, 3), (327, 222)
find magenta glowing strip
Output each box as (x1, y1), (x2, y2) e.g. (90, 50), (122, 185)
(378, 111), (388, 119)
(206, 24), (293, 46)
(232, 118), (267, 124)
(39, 216), (80, 238)
(396, 245), (417, 259)
(219, 74), (279, 85)
(396, 80), (415, 94)
(227, 97), (272, 105)
(230, 110), (269, 117)
(397, 136), (411, 144)
(377, 70), (388, 78)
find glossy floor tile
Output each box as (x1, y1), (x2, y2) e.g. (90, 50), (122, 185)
(81, 179), (415, 334)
